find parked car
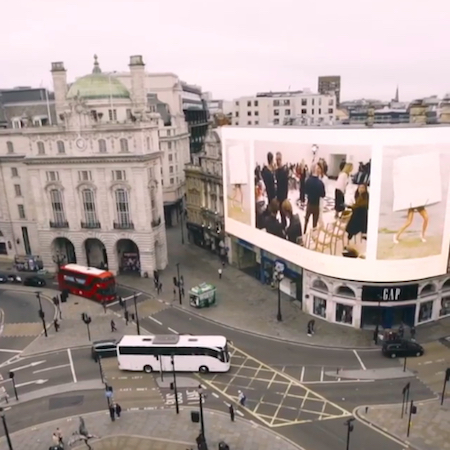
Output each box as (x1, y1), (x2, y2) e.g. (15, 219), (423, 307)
(382, 340), (424, 358)
(23, 276), (46, 287)
(0, 273), (7, 283)
(7, 274), (22, 283)
(91, 339), (118, 362)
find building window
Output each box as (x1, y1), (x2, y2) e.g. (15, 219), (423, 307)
(440, 296), (450, 317)
(273, 119), (279, 125)
(11, 167), (18, 177)
(6, 141), (14, 154)
(247, 101), (251, 107)
(98, 139), (107, 153)
(126, 109), (132, 120)
(247, 121), (252, 125)
(335, 304), (353, 324)
(418, 301), (433, 323)
(235, 101), (239, 106)
(285, 109), (291, 116)
(168, 141), (172, 150)
(37, 142), (45, 155)
(273, 100), (280, 106)
(115, 189), (131, 225)
(283, 100), (290, 106)
(119, 138), (129, 153)
(170, 178), (174, 185)
(112, 170), (126, 181)
(18, 204), (26, 219)
(168, 154), (173, 162)
(33, 117), (48, 126)
(14, 185), (22, 197)
(313, 297), (326, 318)
(301, 99), (307, 106)
(274, 109), (279, 116)
(234, 121), (238, 126)
(247, 111), (252, 116)
(329, 99), (334, 106)
(312, 99), (315, 106)
(78, 170), (92, 181)
(328, 108), (334, 114)
(12, 118), (22, 129)
(312, 109), (315, 115)
(255, 121), (259, 125)
(318, 108), (322, 115)
(254, 100), (258, 107)
(150, 186), (158, 221)
(108, 109), (117, 121)
(167, 130), (172, 137)
(301, 108), (307, 114)
(169, 166), (174, 174)
(50, 189), (65, 223)
(55, 140), (65, 154)
(235, 112), (239, 117)
(46, 171), (59, 182)
(254, 111), (259, 116)
(82, 189), (97, 224)
(319, 98), (322, 106)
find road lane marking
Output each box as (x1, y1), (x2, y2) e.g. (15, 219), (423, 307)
(148, 316), (163, 326)
(353, 350), (367, 370)
(300, 367), (305, 382)
(15, 379), (47, 388)
(33, 364), (70, 374)
(320, 367), (324, 382)
(0, 349), (22, 354)
(11, 361), (46, 372)
(212, 392), (219, 398)
(0, 308), (4, 336)
(168, 327), (178, 334)
(302, 380), (374, 385)
(67, 349), (77, 383)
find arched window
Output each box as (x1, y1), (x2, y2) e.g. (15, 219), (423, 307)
(37, 141), (45, 155)
(6, 141), (14, 154)
(49, 189), (66, 225)
(120, 138), (129, 153)
(98, 139), (107, 153)
(57, 140), (65, 154)
(312, 279), (328, 293)
(420, 284), (436, 296)
(335, 286), (356, 298)
(442, 279), (450, 292)
(115, 189), (131, 227)
(82, 189), (98, 225)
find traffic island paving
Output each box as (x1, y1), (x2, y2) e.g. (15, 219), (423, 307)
(356, 400), (450, 450)
(0, 408), (303, 450)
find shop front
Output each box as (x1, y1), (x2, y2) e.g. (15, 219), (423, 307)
(230, 237), (260, 279)
(187, 223), (204, 247)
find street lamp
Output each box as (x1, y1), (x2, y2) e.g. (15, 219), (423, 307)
(0, 407), (13, 450)
(81, 312), (92, 341)
(401, 382), (410, 419)
(133, 292), (140, 335)
(175, 263), (183, 305)
(274, 262), (285, 322)
(52, 252), (66, 271)
(344, 417), (355, 450)
(170, 354), (180, 414)
(8, 372), (18, 401)
(35, 291), (48, 337)
(198, 384), (206, 442)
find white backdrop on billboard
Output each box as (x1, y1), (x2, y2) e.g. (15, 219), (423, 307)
(222, 126), (450, 282)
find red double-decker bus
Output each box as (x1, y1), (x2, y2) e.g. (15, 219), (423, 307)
(58, 264), (116, 303)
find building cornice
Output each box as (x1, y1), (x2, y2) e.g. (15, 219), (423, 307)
(159, 132), (190, 141)
(0, 154), (25, 162)
(22, 152), (163, 166)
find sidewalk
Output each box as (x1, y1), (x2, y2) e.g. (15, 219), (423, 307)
(119, 226), (376, 348)
(0, 407), (302, 450)
(356, 399), (450, 450)
(0, 285), (150, 356)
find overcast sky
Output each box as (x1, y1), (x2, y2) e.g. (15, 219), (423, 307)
(1, 0), (448, 102)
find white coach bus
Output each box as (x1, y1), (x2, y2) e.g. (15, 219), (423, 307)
(116, 334), (231, 374)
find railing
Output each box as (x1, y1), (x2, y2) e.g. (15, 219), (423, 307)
(81, 221), (101, 229)
(113, 221), (134, 230)
(49, 220), (69, 229)
(151, 218), (161, 227)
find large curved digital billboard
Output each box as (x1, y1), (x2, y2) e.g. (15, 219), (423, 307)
(222, 126), (450, 282)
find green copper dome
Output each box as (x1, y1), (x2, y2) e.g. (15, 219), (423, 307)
(66, 55), (130, 100)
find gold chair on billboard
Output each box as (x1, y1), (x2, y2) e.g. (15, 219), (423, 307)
(330, 209), (353, 256)
(306, 223), (334, 254)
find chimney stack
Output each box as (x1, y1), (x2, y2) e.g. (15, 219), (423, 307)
(51, 62), (68, 124)
(129, 55), (146, 113)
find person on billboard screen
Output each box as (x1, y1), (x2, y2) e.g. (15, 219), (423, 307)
(281, 200), (303, 245)
(260, 152), (277, 205)
(264, 199), (285, 238)
(334, 162), (353, 218)
(303, 164), (326, 234)
(275, 152), (289, 227)
(346, 184), (369, 242)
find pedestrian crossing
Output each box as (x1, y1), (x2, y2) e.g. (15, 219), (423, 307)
(1, 323), (43, 338)
(279, 364), (370, 384)
(137, 298), (170, 317)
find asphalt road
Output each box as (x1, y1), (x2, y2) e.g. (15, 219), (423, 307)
(0, 289), (55, 365)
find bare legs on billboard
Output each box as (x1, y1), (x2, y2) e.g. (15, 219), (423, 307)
(393, 207), (429, 244)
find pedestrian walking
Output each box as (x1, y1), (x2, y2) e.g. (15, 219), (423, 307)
(124, 310), (129, 325)
(52, 432), (60, 446)
(173, 288), (177, 300)
(228, 404), (235, 422)
(56, 427), (64, 446)
(222, 260), (225, 268)
(218, 268), (222, 279)
(158, 282), (163, 293)
(181, 287), (185, 298)
(373, 325), (379, 344)
(110, 320), (117, 332)
(118, 296), (124, 308)
(307, 319), (315, 337)
(410, 326), (416, 341)
(238, 390), (246, 407)
(114, 402), (122, 418)
(108, 404), (116, 422)
(54, 318), (60, 332)
(398, 323), (404, 339)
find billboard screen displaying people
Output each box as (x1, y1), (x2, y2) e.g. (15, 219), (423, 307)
(222, 126), (450, 282)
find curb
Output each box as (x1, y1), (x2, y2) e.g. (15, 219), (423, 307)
(118, 282), (378, 351)
(2, 405), (305, 450)
(19, 344), (92, 359)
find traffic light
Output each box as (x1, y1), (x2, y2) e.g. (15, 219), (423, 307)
(170, 382), (174, 390)
(411, 403), (417, 414)
(173, 276), (178, 287)
(9, 371), (14, 379)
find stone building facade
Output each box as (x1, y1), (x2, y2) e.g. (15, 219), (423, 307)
(0, 55), (168, 275)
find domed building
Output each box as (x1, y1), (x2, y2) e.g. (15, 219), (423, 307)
(0, 55), (170, 276)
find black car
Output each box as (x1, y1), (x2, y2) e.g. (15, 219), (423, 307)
(23, 276), (46, 287)
(0, 273), (7, 283)
(382, 340), (424, 358)
(91, 339), (118, 362)
(7, 274), (22, 283)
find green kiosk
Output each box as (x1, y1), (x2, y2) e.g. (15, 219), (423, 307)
(189, 282), (217, 309)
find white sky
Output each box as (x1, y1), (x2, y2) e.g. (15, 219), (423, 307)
(0, 0), (449, 102)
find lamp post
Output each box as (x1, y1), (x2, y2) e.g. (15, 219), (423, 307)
(8, 372), (18, 401)
(170, 354), (180, 414)
(274, 262), (285, 322)
(133, 292), (140, 335)
(176, 263), (182, 305)
(345, 417), (355, 450)
(97, 355), (105, 385)
(81, 312), (92, 341)
(0, 407), (13, 450)
(35, 291), (47, 337)
(401, 382), (410, 418)
(52, 252), (66, 271)
(198, 384), (206, 442)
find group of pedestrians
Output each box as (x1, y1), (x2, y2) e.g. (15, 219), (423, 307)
(108, 402), (122, 421)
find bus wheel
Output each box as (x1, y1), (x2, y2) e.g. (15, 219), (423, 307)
(143, 365), (153, 373)
(199, 366), (209, 374)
